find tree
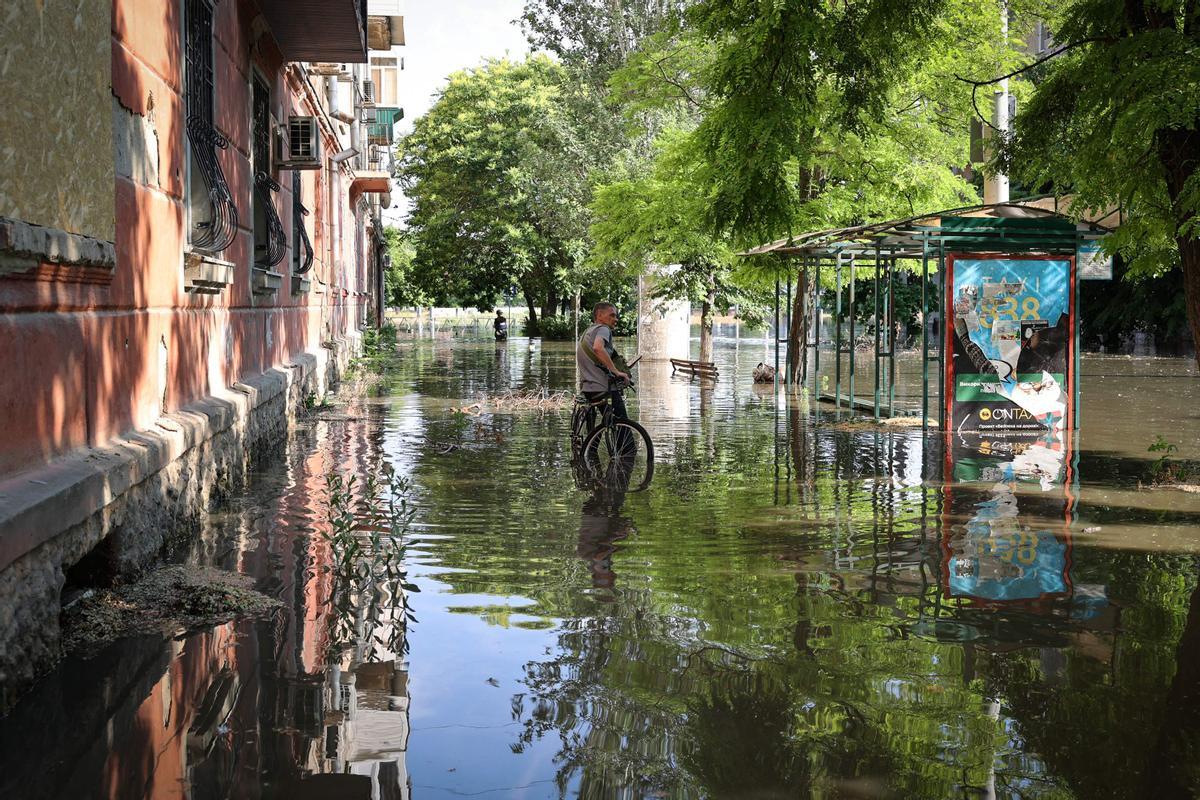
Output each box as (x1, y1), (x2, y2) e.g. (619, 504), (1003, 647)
(380, 227), (429, 308)
(683, 0), (974, 244)
(590, 129), (770, 362)
(995, 0), (1200, 366)
(519, 0), (687, 81)
(397, 57), (612, 333)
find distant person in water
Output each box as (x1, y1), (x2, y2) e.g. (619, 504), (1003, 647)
(493, 310), (508, 340)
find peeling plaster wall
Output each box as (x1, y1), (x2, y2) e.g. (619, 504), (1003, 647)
(0, 0), (116, 243)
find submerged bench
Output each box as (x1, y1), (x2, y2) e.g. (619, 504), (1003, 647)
(670, 357), (719, 380)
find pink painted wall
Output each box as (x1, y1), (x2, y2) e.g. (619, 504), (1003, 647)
(0, 0), (376, 478)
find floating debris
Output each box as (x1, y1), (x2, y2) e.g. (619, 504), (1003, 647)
(451, 388), (575, 415)
(830, 416), (934, 431)
(61, 566), (282, 655)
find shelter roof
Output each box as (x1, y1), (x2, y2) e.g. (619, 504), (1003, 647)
(741, 198), (1115, 260)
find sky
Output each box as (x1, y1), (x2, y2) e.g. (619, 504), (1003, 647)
(397, 0), (531, 139)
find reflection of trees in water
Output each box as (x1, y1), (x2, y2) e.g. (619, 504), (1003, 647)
(511, 607), (701, 797)
(683, 671), (896, 798)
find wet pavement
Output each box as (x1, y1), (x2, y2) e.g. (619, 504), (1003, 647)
(2, 336), (1200, 799)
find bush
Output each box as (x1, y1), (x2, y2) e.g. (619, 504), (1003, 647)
(528, 312), (635, 340)
(362, 323), (399, 357)
(532, 314), (582, 340)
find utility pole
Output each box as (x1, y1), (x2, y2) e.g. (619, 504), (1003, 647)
(984, 0), (1010, 204)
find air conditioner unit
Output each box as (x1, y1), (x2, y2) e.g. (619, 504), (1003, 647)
(361, 79), (376, 106)
(277, 116), (321, 170)
(360, 106), (378, 124)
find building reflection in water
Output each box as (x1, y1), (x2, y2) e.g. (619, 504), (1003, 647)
(0, 413), (413, 800)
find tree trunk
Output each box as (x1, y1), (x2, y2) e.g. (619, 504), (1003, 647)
(1177, 236), (1200, 369)
(787, 270), (810, 387)
(699, 273), (715, 363)
(523, 288), (539, 336)
(542, 286), (559, 321)
(1157, 126), (1200, 368)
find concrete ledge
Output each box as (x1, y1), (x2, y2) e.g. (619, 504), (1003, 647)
(0, 355), (311, 573)
(0, 341), (356, 711)
(0, 216), (117, 279)
(184, 252), (236, 294)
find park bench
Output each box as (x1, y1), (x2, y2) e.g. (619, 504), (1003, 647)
(670, 357), (719, 380)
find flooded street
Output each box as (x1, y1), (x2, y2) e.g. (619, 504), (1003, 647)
(3, 336), (1200, 799)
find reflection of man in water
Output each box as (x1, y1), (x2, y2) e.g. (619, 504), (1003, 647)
(577, 487), (633, 593)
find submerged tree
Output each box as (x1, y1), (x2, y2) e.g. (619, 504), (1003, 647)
(397, 57), (615, 333)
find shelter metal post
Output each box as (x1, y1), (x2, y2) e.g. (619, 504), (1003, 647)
(1073, 239), (1081, 435)
(887, 250), (897, 417)
(937, 240), (946, 431)
(812, 256), (822, 389)
(848, 254), (857, 413)
(922, 237), (929, 433)
(834, 254), (843, 410)
(873, 244), (882, 421)
(785, 272), (792, 386)
(800, 256), (809, 385)
(773, 274), (780, 394)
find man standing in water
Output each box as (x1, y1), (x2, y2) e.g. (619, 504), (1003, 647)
(577, 302), (631, 419)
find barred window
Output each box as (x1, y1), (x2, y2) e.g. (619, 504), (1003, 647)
(292, 171), (314, 275)
(184, 0), (238, 253)
(251, 73), (286, 268)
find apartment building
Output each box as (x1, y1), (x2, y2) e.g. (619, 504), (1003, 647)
(0, 0), (404, 706)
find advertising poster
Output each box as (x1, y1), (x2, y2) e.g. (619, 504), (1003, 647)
(945, 255), (1075, 437)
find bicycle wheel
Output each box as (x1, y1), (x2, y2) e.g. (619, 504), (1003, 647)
(581, 419), (654, 492)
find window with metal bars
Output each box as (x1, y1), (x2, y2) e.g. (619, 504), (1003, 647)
(184, 0), (238, 254)
(252, 73), (287, 268)
(292, 171), (314, 275)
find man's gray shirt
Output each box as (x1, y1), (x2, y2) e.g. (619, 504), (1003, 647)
(577, 323), (614, 392)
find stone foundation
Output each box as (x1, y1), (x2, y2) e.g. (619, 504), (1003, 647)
(0, 338), (356, 711)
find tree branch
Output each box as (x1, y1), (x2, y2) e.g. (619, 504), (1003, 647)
(954, 37), (1108, 89)
(650, 51), (701, 109)
(957, 38), (1110, 130)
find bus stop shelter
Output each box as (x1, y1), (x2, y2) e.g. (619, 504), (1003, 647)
(743, 199), (1113, 433)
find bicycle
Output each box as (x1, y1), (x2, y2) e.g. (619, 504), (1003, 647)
(570, 379), (654, 492)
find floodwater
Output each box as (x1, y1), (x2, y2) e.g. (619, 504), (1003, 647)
(3, 336), (1200, 799)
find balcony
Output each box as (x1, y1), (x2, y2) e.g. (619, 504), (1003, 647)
(365, 107), (403, 146)
(259, 0), (368, 63)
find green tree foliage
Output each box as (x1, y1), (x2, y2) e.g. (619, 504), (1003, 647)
(381, 227), (429, 308)
(397, 57), (618, 333)
(519, 0), (688, 80)
(683, 0), (996, 243)
(997, 0), (1200, 364)
(590, 129), (770, 360)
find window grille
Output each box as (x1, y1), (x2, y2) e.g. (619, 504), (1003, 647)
(292, 171), (314, 274)
(185, 0), (238, 253)
(252, 74), (287, 268)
